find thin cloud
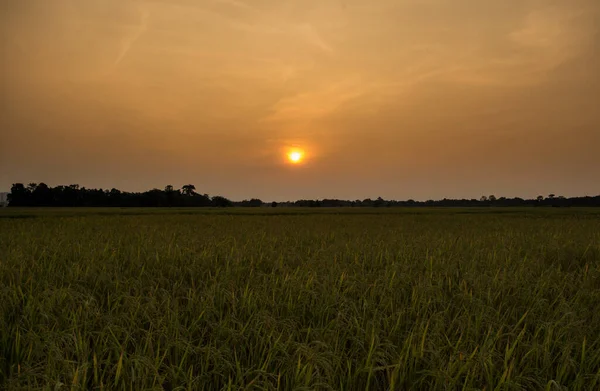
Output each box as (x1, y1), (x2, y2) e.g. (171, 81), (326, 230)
(114, 6), (149, 68)
(295, 23), (334, 54)
(508, 3), (595, 71)
(262, 77), (365, 124)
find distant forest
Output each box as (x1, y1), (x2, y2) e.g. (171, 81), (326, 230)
(6, 183), (600, 207)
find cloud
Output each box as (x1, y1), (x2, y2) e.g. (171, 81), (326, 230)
(508, 3), (595, 68)
(293, 23), (334, 53)
(261, 77), (366, 126)
(113, 5), (150, 67)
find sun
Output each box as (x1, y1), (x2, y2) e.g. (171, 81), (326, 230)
(289, 152), (302, 162)
(288, 150), (304, 164)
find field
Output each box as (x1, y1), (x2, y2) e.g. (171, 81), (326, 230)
(1, 207), (600, 390)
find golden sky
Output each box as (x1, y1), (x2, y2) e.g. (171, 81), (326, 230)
(1, 0), (599, 200)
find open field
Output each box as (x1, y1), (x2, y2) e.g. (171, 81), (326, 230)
(1, 208), (599, 390)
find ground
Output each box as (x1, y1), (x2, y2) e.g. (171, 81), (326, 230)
(1, 207), (599, 390)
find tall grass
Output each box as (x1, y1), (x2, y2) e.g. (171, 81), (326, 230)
(1, 209), (599, 389)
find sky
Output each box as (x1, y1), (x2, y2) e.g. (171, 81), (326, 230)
(1, 0), (599, 201)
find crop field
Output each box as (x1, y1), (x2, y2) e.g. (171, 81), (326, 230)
(1, 207), (600, 390)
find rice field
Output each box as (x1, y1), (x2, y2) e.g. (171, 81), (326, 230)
(1, 207), (599, 390)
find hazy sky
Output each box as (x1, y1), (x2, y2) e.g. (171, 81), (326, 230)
(1, 0), (599, 201)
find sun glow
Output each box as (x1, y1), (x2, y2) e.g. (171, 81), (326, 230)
(287, 150), (304, 164)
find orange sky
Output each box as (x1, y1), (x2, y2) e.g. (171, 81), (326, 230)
(1, 0), (599, 201)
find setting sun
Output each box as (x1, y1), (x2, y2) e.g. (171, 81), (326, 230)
(288, 150), (304, 164)
(287, 148), (304, 164)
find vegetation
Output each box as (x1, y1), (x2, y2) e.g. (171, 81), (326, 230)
(7, 183), (232, 208)
(7, 183), (600, 207)
(1, 208), (599, 389)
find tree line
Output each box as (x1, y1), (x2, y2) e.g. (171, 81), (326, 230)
(6, 183), (600, 207)
(290, 194), (600, 208)
(7, 183), (239, 207)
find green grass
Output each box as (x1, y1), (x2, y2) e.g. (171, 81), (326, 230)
(1, 208), (599, 390)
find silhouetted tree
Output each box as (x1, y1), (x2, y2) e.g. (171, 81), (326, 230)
(32, 183), (53, 206)
(164, 185), (177, 206)
(108, 188), (122, 206)
(182, 184), (196, 196)
(8, 184), (29, 206)
(212, 196), (233, 207)
(240, 198), (263, 207)
(374, 197), (386, 207)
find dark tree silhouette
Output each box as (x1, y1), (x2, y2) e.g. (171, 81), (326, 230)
(32, 183), (53, 206)
(182, 184), (196, 196)
(212, 196), (233, 207)
(8, 184), (29, 206)
(5, 182), (600, 208)
(240, 199), (263, 207)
